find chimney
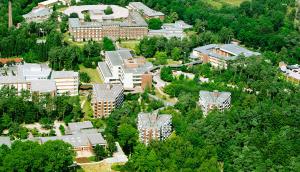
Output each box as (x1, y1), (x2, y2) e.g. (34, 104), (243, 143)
(8, 0), (13, 28)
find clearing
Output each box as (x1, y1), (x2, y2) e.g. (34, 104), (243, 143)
(79, 65), (103, 84)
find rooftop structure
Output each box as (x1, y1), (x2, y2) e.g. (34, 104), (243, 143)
(98, 49), (153, 90)
(64, 5), (129, 21)
(149, 20), (192, 39)
(138, 112), (172, 145)
(18, 63), (51, 81)
(91, 84), (124, 118)
(38, 0), (65, 7)
(128, 2), (164, 19)
(199, 90), (231, 116)
(68, 10), (148, 41)
(23, 7), (52, 23)
(191, 44), (260, 68)
(68, 121), (94, 134)
(0, 136), (12, 147)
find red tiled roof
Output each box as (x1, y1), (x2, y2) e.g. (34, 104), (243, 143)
(0, 58), (23, 64)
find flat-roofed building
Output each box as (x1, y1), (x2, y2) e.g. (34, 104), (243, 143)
(0, 76), (31, 92)
(0, 136), (12, 147)
(18, 63), (51, 81)
(279, 62), (300, 84)
(91, 84), (124, 118)
(199, 90), (231, 116)
(98, 49), (153, 90)
(68, 7), (148, 42)
(191, 44), (260, 68)
(23, 7), (52, 23)
(128, 2), (164, 20)
(68, 121), (94, 134)
(30, 80), (56, 96)
(51, 71), (79, 96)
(149, 20), (192, 39)
(137, 112), (172, 145)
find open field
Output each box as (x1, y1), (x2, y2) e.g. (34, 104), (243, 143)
(207, 0), (246, 8)
(79, 65), (103, 84)
(119, 40), (140, 50)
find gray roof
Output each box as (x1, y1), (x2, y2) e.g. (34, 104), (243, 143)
(129, 2), (164, 17)
(138, 112), (172, 129)
(92, 84), (123, 102)
(68, 121), (93, 134)
(98, 62), (112, 77)
(18, 63), (51, 80)
(0, 75), (27, 84)
(162, 20), (192, 30)
(0, 136), (11, 147)
(38, 133), (106, 147)
(23, 7), (52, 19)
(199, 91), (231, 105)
(105, 49), (153, 74)
(51, 71), (78, 79)
(30, 80), (56, 93)
(193, 44), (260, 60)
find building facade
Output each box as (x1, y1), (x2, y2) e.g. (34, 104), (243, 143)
(137, 112), (172, 145)
(128, 2), (164, 20)
(68, 8), (148, 42)
(91, 84), (124, 118)
(279, 62), (300, 84)
(51, 71), (79, 96)
(23, 7), (52, 23)
(97, 49), (153, 91)
(191, 44), (260, 68)
(199, 90), (231, 116)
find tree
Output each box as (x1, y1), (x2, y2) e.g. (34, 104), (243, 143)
(118, 124), (138, 154)
(147, 18), (163, 30)
(70, 12), (79, 18)
(84, 13), (91, 22)
(104, 6), (113, 15)
(154, 51), (168, 65)
(171, 47), (181, 61)
(160, 66), (173, 82)
(94, 144), (107, 161)
(102, 37), (115, 51)
(79, 72), (91, 83)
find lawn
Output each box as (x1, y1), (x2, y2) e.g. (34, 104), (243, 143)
(79, 65), (103, 84)
(119, 40), (140, 50)
(206, 0), (246, 8)
(80, 96), (93, 120)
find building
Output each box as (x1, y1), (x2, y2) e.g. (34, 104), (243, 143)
(34, 121), (106, 157)
(38, 0), (65, 8)
(279, 62), (300, 84)
(67, 5), (148, 42)
(91, 84), (124, 118)
(0, 76), (30, 92)
(18, 63), (51, 81)
(191, 44), (260, 68)
(148, 20), (192, 39)
(51, 71), (79, 96)
(97, 49), (153, 90)
(128, 2), (164, 20)
(0, 58), (23, 65)
(0, 136), (11, 147)
(137, 112), (172, 145)
(199, 90), (231, 116)
(23, 7), (52, 23)
(30, 80), (56, 96)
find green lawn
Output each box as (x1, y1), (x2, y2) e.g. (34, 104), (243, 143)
(80, 96), (93, 120)
(206, 0), (246, 8)
(119, 40), (140, 50)
(79, 65), (103, 84)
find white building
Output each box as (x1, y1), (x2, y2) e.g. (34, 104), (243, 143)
(199, 90), (231, 116)
(51, 71), (79, 96)
(128, 2), (164, 20)
(137, 112), (172, 145)
(97, 50), (153, 90)
(0, 76), (30, 92)
(91, 84), (124, 118)
(18, 63), (51, 81)
(23, 7), (52, 23)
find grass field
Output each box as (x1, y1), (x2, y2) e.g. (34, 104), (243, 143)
(80, 96), (94, 120)
(119, 40), (140, 50)
(79, 65), (103, 84)
(207, 0), (246, 8)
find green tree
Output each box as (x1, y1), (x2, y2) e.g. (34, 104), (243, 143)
(94, 144), (107, 161)
(147, 18), (163, 30)
(102, 37), (115, 51)
(104, 6), (113, 15)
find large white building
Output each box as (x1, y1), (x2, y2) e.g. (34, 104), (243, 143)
(23, 7), (52, 23)
(199, 90), (231, 116)
(51, 71), (79, 96)
(91, 84), (124, 118)
(97, 50), (153, 91)
(137, 112), (172, 145)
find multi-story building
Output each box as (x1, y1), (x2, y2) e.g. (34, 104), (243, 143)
(67, 5), (148, 42)
(0, 76), (31, 92)
(30, 80), (56, 96)
(279, 62), (300, 84)
(148, 20), (192, 39)
(91, 84), (124, 118)
(97, 49), (153, 90)
(51, 71), (79, 96)
(17, 63), (52, 81)
(23, 7), (52, 23)
(199, 90), (231, 116)
(128, 2), (164, 20)
(137, 112), (172, 145)
(191, 44), (260, 68)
